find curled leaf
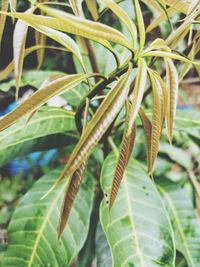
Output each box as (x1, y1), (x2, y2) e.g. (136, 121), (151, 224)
(165, 58), (179, 142)
(58, 161), (87, 239)
(0, 73), (99, 132)
(109, 103), (136, 210)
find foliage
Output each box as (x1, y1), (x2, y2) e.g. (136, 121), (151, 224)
(0, 0), (200, 266)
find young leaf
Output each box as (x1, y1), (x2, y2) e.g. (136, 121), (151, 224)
(1, 168), (94, 267)
(85, 0), (99, 20)
(158, 180), (200, 267)
(58, 161), (87, 239)
(165, 58), (179, 143)
(35, 30), (46, 69)
(139, 108), (152, 173)
(0, 73), (98, 132)
(0, 0), (9, 50)
(128, 58), (147, 134)
(100, 153), (175, 267)
(19, 5), (134, 50)
(59, 64), (133, 179)
(102, 0), (137, 45)
(148, 69), (163, 174)
(134, 0), (146, 54)
(13, 8), (35, 99)
(109, 103), (136, 210)
(30, 23), (84, 67)
(142, 50), (200, 65)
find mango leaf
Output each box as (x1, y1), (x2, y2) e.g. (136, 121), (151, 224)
(165, 58), (179, 143)
(13, 8), (35, 99)
(174, 109), (200, 133)
(0, 107), (75, 167)
(58, 64), (133, 179)
(148, 69), (163, 174)
(134, 0), (145, 54)
(96, 222), (112, 267)
(1, 167), (94, 267)
(0, 45), (67, 82)
(102, 0), (137, 45)
(100, 153), (175, 267)
(142, 50), (200, 65)
(0, 0), (9, 49)
(129, 58), (147, 132)
(0, 73), (98, 132)
(158, 180), (200, 267)
(58, 161), (87, 238)
(30, 23), (84, 67)
(109, 103), (136, 209)
(35, 30), (46, 69)
(85, 0), (99, 20)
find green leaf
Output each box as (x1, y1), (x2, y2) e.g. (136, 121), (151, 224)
(0, 73), (97, 132)
(158, 180), (200, 267)
(1, 167), (94, 267)
(134, 0), (145, 54)
(100, 153), (176, 267)
(96, 222), (112, 267)
(0, 107), (75, 167)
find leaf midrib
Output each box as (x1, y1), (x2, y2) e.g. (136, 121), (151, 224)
(158, 186), (195, 267)
(28, 182), (66, 267)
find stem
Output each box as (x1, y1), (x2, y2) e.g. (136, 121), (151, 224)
(75, 61), (132, 133)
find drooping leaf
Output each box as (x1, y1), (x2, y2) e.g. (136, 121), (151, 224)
(35, 30), (46, 69)
(0, 0), (9, 50)
(158, 180), (200, 267)
(69, 0), (84, 16)
(96, 222), (112, 267)
(85, 0), (99, 20)
(165, 58), (179, 142)
(1, 167), (94, 267)
(139, 107), (152, 172)
(58, 64), (133, 179)
(102, 0), (137, 45)
(0, 107), (75, 167)
(148, 69), (163, 174)
(30, 23), (84, 67)
(0, 73), (98, 132)
(0, 45), (67, 81)
(109, 103), (136, 210)
(13, 8), (34, 99)
(100, 153), (175, 267)
(58, 161), (87, 238)
(134, 0), (146, 54)
(128, 58), (147, 131)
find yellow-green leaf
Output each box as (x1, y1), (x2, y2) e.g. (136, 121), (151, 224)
(134, 0), (146, 54)
(128, 58), (147, 135)
(85, 0), (99, 20)
(165, 58), (179, 142)
(58, 161), (87, 239)
(0, 73), (99, 132)
(35, 30), (46, 69)
(148, 69), (163, 174)
(142, 50), (200, 65)
(102, 0), (137, 45)
(0, 0), (9, 50)
(36, 5), (133, 50)
(149, 38), (171, 52)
